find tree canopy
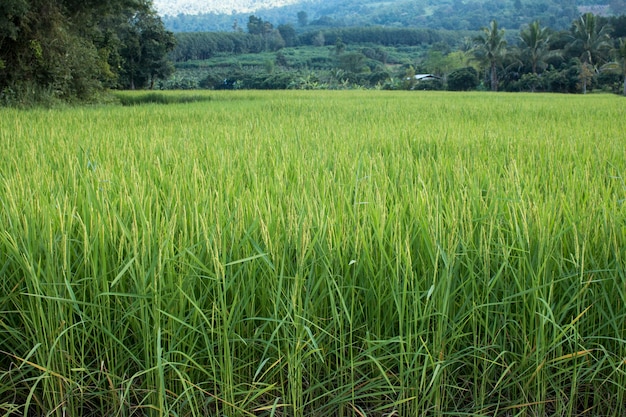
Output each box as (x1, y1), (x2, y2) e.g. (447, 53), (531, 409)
(473, 20), (507, 91)
(0, 0), (174, 105)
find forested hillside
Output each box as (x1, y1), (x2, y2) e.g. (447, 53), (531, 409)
(164, 13), (626, 95)
(162, 0), (626, 32)
(0, 0), (174, 105)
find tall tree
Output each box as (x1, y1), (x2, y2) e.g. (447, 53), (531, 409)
(247, 15), (272, 35)
(473, 20), (507, 91)
(518, 20), (560, 75)
(601, 38), (626, 96)
(617, 38), (626, 96)
(118, 9), (176, 90)
(0, 0), (174, 104)
(277, 24), (297, 47)
(569, 12), (612, 94)
(0, 0), (29, 47)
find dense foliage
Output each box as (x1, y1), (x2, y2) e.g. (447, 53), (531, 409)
(447, 66), (480, 90)
(0, 0), (175, 105)
(161, 0), (620, 33)
(170, 27), (461, 62)
(166, 13), (626, 94)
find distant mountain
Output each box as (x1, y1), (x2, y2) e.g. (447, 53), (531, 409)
(152, 0), (311, 16)
(158, 0), (622, 33)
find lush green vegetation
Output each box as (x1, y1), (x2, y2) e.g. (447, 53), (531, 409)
(161, 0), (623, 33)
(4, 1), (626, 104)
(1, 90), (625, 416)
(166, 13), (626, 94)
(0, 0), (174, 105)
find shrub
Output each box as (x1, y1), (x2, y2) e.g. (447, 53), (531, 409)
(447, 66), (479, 91)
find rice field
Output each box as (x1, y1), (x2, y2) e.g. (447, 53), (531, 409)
(0, 90), (625, 416)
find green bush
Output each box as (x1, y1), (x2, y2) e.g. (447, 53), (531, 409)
(447, 66), (479, 91)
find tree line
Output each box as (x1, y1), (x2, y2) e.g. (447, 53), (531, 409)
(168, 13), (626, 95)
(160, 0), (626, 33)
(462, 13), (626, 94)
(170, 24), (466, 62)
(3, 4), (626, 103)
(0, 0), (175, 105)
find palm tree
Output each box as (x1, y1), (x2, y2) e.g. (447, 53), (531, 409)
(569, 13), (612, 94)
(601, 38), (626, 96)
(473, 20), (507, 91)
(518, 20), (560, 75)
(616, 38), (626, 96)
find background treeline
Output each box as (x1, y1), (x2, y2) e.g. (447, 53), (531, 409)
(170, 27), (465, 62)
(165, 13), (626, 95)
(3, 1), (626, 104)
(0, 0), (174, 105)
(161, 0), (626, 33)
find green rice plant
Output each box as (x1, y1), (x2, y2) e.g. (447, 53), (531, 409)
(0, 91), (625, 416)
